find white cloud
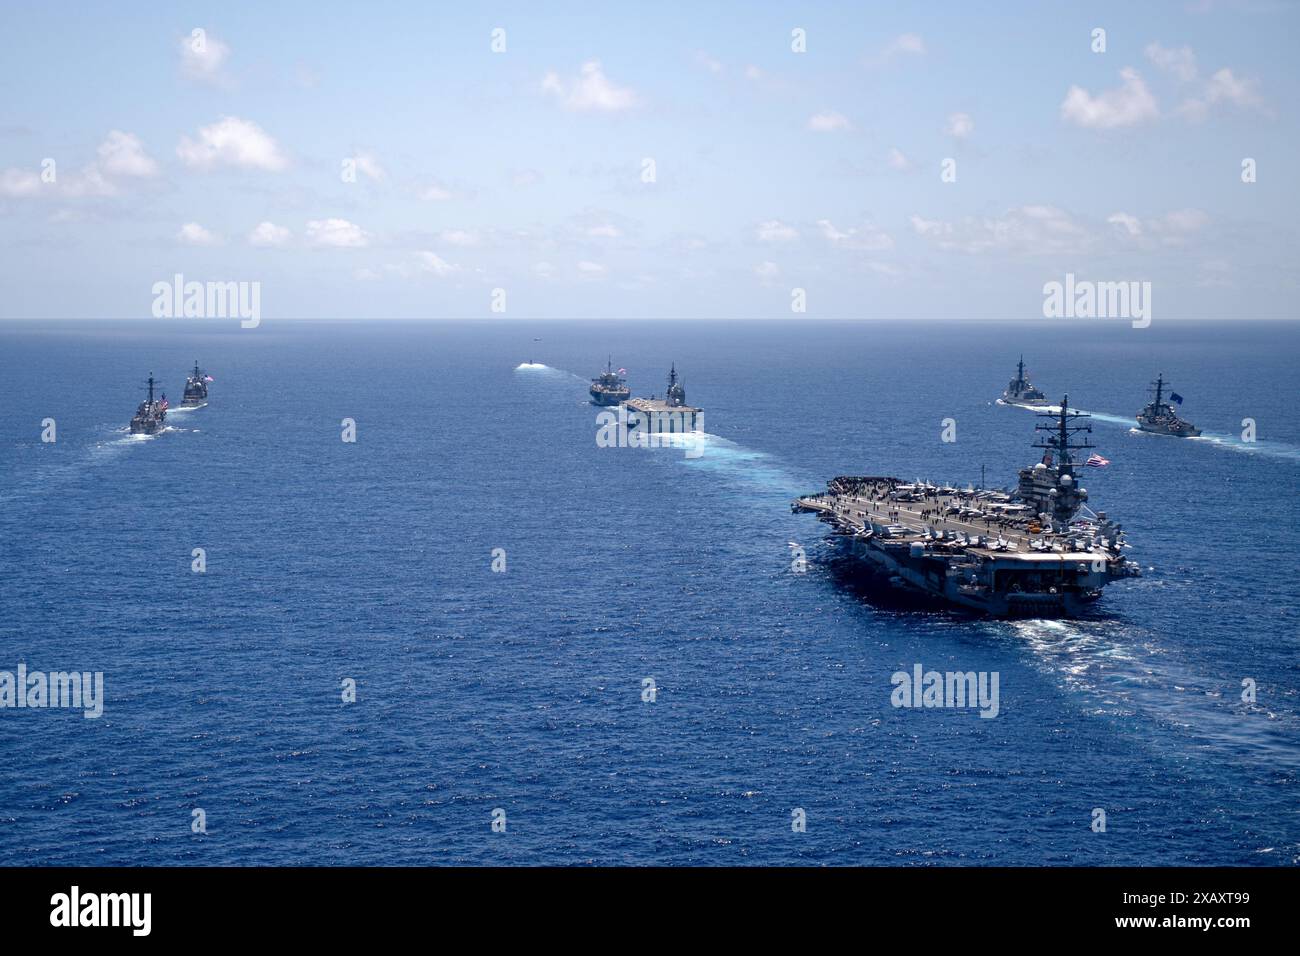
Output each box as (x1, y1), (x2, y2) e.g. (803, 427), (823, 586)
(542, 61), (638, 112)
(179, 30), (231, 84)
(0, 167), (43, 197)
(55, 166), (115, 198)
(414, 251), (459, 276)
(891, 33), (926, 55)
(1162, 208), (1209, 233)
(349, 152), (384, 181)
(887, 147), (911, 171)
(1145, 42), (1198, 82)
(306, 218), (369, 248)
(754, 261), (780, 285)
(533, 262), (555, 280)
(756, 220), (799, 242)
(577, 260), (608, 278)
(695, 51), (724, 75)
(418, 182), (453, 201)
(586, 224), (622, 238)
(96, 131), (159, 178)
(910, 205), (1090, 255)
(177, 222), (221, 246)
(946, 112), (974, 138)
(1060, 68), (1159, 129)
(2, 131), (158, 200)
(1107, 212), (1142, 236)
(909, 215), (953, 240)
(868, 33), (926, 67)
(744, 65), (763, 81)
(438, 229), (480, 247)
(363, 251), (463, 280)
(1108, 209), (1209, 247)
(177, 117), (289, 171)
(248, 221), (291, 246)
(512, 169), (542, 187)
(817, 218), (893, 252)
(1180, 67), (1265, 120)
(808, 111), (851, 132)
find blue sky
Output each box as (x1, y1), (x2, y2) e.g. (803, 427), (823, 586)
(1, 0), (1296, 319)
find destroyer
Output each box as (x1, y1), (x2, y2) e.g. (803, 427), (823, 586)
(1000, 355), (1048, 406)
(793, 396), (1139, 616)
(129, 374), (168, 435)
(181, 360), (211, 407)
(1136, 372), (1200, 437)
(589, 358), (631, 406)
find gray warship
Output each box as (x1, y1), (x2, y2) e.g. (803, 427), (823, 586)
(181, 361), (210, 407)
(1136, 373), (1200, 437)
(1000, 355), (1048, 406)
(589, 358), (631, 406)
(623, 363), (703, 432)
(129, 374), (168, 435)
(793, 396), (1139, 616)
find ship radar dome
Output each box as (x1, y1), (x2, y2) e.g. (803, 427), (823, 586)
(1034, 462), (1047, 472)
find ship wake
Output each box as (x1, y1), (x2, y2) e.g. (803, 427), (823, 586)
(1004, 617), (1300, 771)
(1012, 402), (1300, 463)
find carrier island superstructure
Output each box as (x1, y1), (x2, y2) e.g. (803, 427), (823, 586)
(793, 397), (1139, 616)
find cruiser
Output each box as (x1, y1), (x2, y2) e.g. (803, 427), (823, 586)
(1136, 373), (1200, 437)
(129, 374), (168, 435)
(181, 361), (210, 407)
(1001, 356), (1048, 406)
(793, 396), (1138, 616)
(589, 358), (631, 406)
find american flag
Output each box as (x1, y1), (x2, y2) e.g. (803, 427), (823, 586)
(1085, 454), (1109, 467)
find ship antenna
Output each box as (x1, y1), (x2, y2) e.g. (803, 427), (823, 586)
(1033, 394), (1095, 526)
(1018, 355), (1025, 383)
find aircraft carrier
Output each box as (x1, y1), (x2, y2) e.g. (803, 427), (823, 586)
(622, 363), (702, 432)
(793, 397), (1139, 616)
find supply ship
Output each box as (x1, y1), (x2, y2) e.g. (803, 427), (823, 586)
(181, 361), (211, 407)
(129, 374), (168, 435)
(793, 397), (1138, 616)
(1000, 356), (1048, 406)
(1136, 373), (1200, 437)
(589, 358), (631, 406)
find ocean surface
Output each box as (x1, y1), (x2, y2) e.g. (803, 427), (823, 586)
(0, 318), (1297, 866)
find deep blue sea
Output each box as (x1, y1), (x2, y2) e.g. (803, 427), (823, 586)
(1, 319), (1297, 866)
